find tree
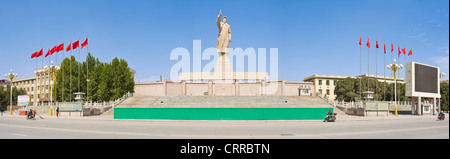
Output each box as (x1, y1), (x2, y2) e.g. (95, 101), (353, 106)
(0, 86), (27, 107)
(441, 82), (449, 111)
(55, 53), (134, 103)
(334, 77), (408, 102)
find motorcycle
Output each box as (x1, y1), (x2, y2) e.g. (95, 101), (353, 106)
(26, 110), (35, 120)
(323, 113), (337, 122)
(438, 114), (445, 121)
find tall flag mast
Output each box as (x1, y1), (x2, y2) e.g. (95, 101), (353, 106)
(383, 41), (386, 101)
(81, 37), (89, 100)
(359, 36), (362, 99)
(366, 38), (371, 93)
(375, 39), (379, 101)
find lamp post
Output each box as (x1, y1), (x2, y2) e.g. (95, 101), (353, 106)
(387, 59), (403, 116)
(439, 73), (446, 114)
(5, 69), (18, 115)
(44, 61), (60, 116)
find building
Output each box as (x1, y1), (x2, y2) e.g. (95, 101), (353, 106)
(304, 74), (405, 100)
(11, 67), (136, 106)
(0, 79), (10, 91)
(135, 80), (314, 96)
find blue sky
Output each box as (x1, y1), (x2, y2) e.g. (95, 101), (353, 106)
(0, 0), (448, 82)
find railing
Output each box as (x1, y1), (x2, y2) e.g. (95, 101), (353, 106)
(83, 92), (133, 109)
(317, 94), (411, 109)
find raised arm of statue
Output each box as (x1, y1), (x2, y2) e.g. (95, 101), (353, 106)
(217, 10), (222, 29)
(228, 26), (231, 42)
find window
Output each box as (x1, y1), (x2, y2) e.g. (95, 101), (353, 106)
(326, 80), (330, 86)
(334, 81), (337, 86)
(326, 89), (330, 95)
(318, 80), (322, 85)
(319, 89), (323, 94)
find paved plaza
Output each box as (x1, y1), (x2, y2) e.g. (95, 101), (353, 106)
(0, 113), (447, 139)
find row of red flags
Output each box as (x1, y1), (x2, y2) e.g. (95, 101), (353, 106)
(31, 37), (88, 59)
(359, 36), (412, 57)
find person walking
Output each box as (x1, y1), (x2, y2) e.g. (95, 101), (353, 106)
(56, 107), (59, 117)
(1, 107), (4, 116)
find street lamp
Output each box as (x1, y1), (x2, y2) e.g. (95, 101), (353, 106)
(5, 69), (18, 115)
(387, 59), (403, 116)
(44, 61), (60, 116)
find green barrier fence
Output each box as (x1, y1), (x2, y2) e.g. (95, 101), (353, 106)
(114, 107), (333, 120)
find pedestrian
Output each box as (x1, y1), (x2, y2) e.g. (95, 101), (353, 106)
(56, 107), (59, 117)
(1, 107), (3, 116)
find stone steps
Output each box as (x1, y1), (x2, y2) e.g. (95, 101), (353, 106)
(116, 95), (333, 108)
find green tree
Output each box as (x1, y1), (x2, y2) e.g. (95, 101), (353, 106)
(55, 53), (134, 103)
(0, 86), (27, 107)
(441, 82), (449, 111)
(335, 77), (408, 102)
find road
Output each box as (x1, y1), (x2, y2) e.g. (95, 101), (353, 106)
(0, 115), (448, 139)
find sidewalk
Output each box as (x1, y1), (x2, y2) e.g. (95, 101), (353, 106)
(0, 113), (114, 121)
(1, 112), (446, 122)
(336, 113), (447, 122)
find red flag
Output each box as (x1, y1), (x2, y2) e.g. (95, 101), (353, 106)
(359, 36), (361, 45)
(72, 40), (80, 50)
(45, 49), (50, 57)
(391, 43), (394, 52)
(398, 46), (401, 57)
(66, 43), (72, 51)
(376, 40), (379, 48)
(31, 52), (37, 58)
(384, 43), (386, 54)
(81, 37), (88, 49)
(50, 45), (57, 55)
(408, 49), (412, 56)
(366, 38), (370, 48)
(402, 48), (406, 54)
(36, 49), (43, 57)
(57, 43), (64, 52)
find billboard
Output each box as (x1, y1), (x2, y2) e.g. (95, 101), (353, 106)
(59, 102), (83, 111)
(405, 62), (440, 98)
(18, 95), (30, 106)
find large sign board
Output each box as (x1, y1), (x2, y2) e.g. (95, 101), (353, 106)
(59, 102), (83, 111)
(405, 62), (440, 98)
(365, 102), (388, 110)
(18, 95), (30, 106)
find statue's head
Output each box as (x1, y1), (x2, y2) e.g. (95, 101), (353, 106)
(222, 16), (227, 23)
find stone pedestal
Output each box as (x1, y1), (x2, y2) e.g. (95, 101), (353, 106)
(214, 53), (233, 83)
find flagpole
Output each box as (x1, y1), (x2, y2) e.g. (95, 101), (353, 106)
(376, 39), (378, 101)
(359, 37), (362, 100)
(78, 38), (81, 93)
(383, 40), (386, 101)
(86, 38), (89, 102)
(55, 43), (58, 104)
(35, 54), (38, 106)
(62, 43), (65, 102)
(397, 45), (400, 106)
(367, 39), (370, 94)
(360, 37), (362, 101)
(70, 41), (72, 102)
(404, 45), (406, 104)
(41, 50), (44, 106)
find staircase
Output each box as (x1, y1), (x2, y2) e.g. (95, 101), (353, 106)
(116, 95), (333, 108)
